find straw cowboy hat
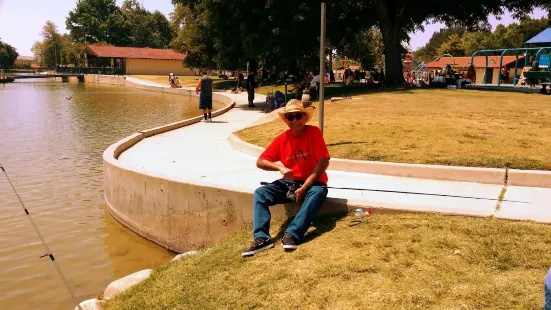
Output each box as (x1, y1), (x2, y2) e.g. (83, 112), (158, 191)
(277, 99), (314, 123)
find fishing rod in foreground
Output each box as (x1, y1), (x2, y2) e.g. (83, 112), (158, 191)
(260, 182), (528, 204)
(0, 162), (83, 310)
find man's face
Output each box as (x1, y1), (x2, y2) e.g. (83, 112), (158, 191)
(285, 112), (306, 132)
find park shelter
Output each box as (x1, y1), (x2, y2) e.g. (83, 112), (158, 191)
(525, 28), (551, 47)
(425, 56), (525, 84)
(81, 45), (194, 75)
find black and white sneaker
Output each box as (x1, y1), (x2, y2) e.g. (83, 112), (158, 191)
(242, 238), (274, 257)
(281, 233), (297, 251)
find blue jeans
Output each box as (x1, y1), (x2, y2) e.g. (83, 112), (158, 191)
(253, 179), (328, 241)
(545, 267), (551, 309)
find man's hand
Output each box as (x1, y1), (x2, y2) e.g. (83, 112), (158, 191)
(294, 185), (308, 202)
(279, 166), (293, 180)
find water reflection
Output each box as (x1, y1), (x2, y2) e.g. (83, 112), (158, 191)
(0, 81), (219, 309)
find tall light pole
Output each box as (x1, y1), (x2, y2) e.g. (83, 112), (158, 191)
(319, 2), (326, 135)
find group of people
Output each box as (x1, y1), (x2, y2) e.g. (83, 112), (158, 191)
(427, 64), (475, 89)
(288, 72), (321, 102)
(169, 74), (181, 88)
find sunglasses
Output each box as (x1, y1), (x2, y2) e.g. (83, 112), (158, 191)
(286, 113), (304, 121)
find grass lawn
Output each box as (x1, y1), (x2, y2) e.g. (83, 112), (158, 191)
(103, 213), (551, 309)
(236, 88), (551, 170)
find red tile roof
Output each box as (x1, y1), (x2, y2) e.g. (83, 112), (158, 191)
(86, 45), (186, 60)
(424, 56), (525, 69)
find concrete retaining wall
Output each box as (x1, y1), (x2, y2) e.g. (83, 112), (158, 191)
(98, 75), (266, 253)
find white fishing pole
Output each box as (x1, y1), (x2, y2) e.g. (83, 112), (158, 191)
(0, 162), (83, 310)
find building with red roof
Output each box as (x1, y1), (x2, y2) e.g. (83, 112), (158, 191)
(81, 45), (194, 75)
(425, 55), (526, 84)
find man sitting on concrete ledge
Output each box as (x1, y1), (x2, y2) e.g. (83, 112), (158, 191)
(242, 99), (330, 257)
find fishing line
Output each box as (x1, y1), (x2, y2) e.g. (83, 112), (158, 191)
(260, 181), (528, 204)
(0, 162), (82, 310)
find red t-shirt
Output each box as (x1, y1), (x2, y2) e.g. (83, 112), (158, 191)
(259, 125), (330, 184)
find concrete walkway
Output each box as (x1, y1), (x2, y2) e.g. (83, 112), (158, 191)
(118, 77), (551, 223)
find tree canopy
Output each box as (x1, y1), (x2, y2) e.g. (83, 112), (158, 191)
(170, 0), (373, 72)
(170, 0), (550, 85)
(66, 0), (174, 48)
(0, 39), (18, 69)
(32, 21), (64, 68)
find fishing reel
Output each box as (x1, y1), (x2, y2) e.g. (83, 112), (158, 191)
(286, 183), (299, 201)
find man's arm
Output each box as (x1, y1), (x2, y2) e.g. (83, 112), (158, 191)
(195, 79), (202, 93)
(294, 157), (330, 201)
(256, 158), (293, 179)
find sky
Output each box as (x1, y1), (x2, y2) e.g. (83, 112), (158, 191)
(0, 0), (548, 56)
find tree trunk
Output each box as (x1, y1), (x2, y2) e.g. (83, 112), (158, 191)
(373, 0), (404, 86)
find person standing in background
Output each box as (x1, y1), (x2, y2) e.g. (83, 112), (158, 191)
(196, 71), (213, 122)
(246, 70), (257, 107)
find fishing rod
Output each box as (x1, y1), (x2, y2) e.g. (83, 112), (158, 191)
(260, 182), (528, 204)
(0, 161), (83, 310)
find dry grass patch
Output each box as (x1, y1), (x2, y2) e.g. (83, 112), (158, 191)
(103, 213), (551, 309)
(236, 89), (551, 170)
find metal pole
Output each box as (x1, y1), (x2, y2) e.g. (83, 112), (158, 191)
(319, 2), (326, 135)
(284, 82), (288, 104)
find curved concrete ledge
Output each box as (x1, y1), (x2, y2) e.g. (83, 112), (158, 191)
(228, 132), (507, 185)
(508, 169), (551, 188)
(102, 76), (246, 252)
(228, 112), (551, 188)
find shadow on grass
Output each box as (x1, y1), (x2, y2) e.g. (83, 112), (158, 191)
(273, 211), (348, 245)
(215, 81), (423, 100)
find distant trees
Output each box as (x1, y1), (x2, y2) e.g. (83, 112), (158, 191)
(0, 39), (18, 69)
(65, 0), (174, 48)
(121, 0), (174, 48)
(32, 21), (64, 68)
(415, 16), (550, 62)
(342, 27), (386, 69)
(66, 0), (128, 46)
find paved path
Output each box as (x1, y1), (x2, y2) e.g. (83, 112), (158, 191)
(118, 77), (551, 223)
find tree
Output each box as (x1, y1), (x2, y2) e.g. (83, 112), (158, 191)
(171, 0), (373, 72)
(342, 27), (385, 69)
(60, 35), (86, 65)
(66, 0), (129, 46)
(121, 0), (174, 48)
(370, 0), (551, 86)
(414, 27), (466, 62)
(32, 21), (63, 68)
(0, 39), (18, 69)
(459, 31), (496, 56)
(436, 34), (466, 56)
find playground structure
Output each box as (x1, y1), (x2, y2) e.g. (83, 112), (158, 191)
(471, 27), (551, 87)
(421, 28), (551, 90)
(471, 47), (550, 86)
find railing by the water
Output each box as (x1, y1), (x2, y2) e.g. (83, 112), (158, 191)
(56, 66), (126, 75)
